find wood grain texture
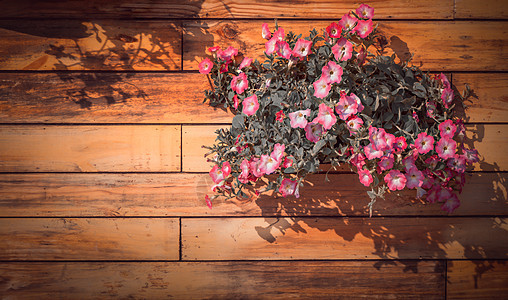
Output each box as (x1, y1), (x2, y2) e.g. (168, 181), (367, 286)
(0, 173), (505, 217)
(447, 260), (508, 299)
(0, 218), (179, 260)
(0, 0), (454, 19)
(453, 73), (508, 123)
(183, 124), (508, 172)
(455, 0), (508, 19)
(0, 125), (181, 172)
(0, 73), (232, 123)
(0, 20), (181, 70)
(0, 261), (445, 299)
(184, 21), (508, 71)
(182, 217), (508, 260)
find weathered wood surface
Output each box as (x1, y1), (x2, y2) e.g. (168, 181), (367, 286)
(182, 217), (508, 260)
(0, 0), (454, 19)
(0, 218), (179, 260)
(0, 72), (505, 124)
(184, 21), (508, 71)
(0, 125), (181, 172)
(455, 0), (508, 19)
(0, 20), (182, 70)
(0, 261), (445, 299)
(447, 260), (508, 299)
(182, 124), (508, 172)
(0, 173), (504, 217)
(0, 73), (233, 124)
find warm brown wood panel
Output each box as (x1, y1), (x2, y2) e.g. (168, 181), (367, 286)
(454, 73), (508, 123)
(0, 125), (181, 172)
(0, 173), (504, 217)
(182, 217), (508, 260)
(0, 261), (445, 298)
(0, 73), (232, 123)
(0, 20), (181, 70)
(183, 124), (508, 172)
(455, 0), (508, 19)
(0, 0), (454, 19)
(447, 260), (508, 299)
(184, 21), (508, 71)
(0, 218), (179, 260)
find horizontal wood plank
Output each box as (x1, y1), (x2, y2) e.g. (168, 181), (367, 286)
(182, 217), (508, 260)
(453, 73), (508, 123)
(0, 73), (232, 123)
(455, 0), (508, 19)
(184, 21), (508, 71)
(0, 125), (181, 172)
(447, 260), (508, 299)
(0, 0), (454, 19)
(0, 172), (504, 217)
(0, 261), (445, 298)
(0, 218), (179, 260)
(0, 20), (181, 70)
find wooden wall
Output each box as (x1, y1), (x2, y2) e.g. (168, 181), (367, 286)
(0, 0), (507, 298)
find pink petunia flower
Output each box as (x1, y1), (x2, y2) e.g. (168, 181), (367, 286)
(335, 93), (358, 120)
(312, 103), (337, 130)
(378, 156), (394, 172)
(249, 157), (264, 178)
(217, 46), (238, 63)
(383, 133), (395, 150)
(441, 193), (460, 213)
(463, 148), (479, 165)
(350, 152), (366, 169)
(282, 156), (294, 168)
(364, 143), (384, 160)
(438, 73), (451, 89)
(304, 123), (323, 142)
(238, 159), (250, 184)
(436, 137), (457, 160)
(265, 37), (278, 55)
(242, 94), (259, 116)
(273, 28), (285, 41)
(271, 143), (286, 162)
(393, 136), (407, 154)
(239, 57), (253, 69)
(276, 41), (292, 59)
(276, 110), (285, 122)
(358, 168), (373, 187)
(261, 23), (271, 39)
(259, 154), (280, 175)
(384, 170), (407, 191)
(292, 39), (312, 58)
(207, 46), (220, 53)
(414, 132), (434, 154)
(233, 95), (240, 110)
(425, 155), (439, 169)
(338, 13), (358, 31)
(402, 156), (417, 172)
(439, 119), (457, 138)
(441, 88), (454, 108)
(368, 126), (388, 151)
(421, 170), (435, 189)
(321, 61), (343, 84)
(209, 165), (224, 184)
(356, 4), (374, 19)
(279, 178), (297, 197)
(326, 22), (342, 38)
(313, 76), (331, 99)
(231, 72), (248, 94)
(447, 155), (467, 173)
(288, 109), (311, 128)
(405, 167), (424, 189)
(198, 58), (213, 74)
(332, 38), (353, 61)
(354, 19), (373, 38)
(346, 116), (364, 134)
(349, 93), (364, 112)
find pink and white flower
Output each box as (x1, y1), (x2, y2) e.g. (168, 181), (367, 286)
(438, 73), (451, 89)
(242, 94), (259, 116)
(378, 156), (394, 171)
(233, 95), (240, 110)
(217, 46), (238, 63)
(335, 93), (358, 120)
(288, 109), (311, 128)
(292, 39), (312, 58)
(351, 152), (366, 169)
(238, 159), (250, 183)
(209, 162), (231, 184)
(249, 157), (264, 178)
(439, 119), (457, 139)
(207, 46), (220, 53)
(239, 57), (253, 70)
(346, 116), (364, 134)
(364, 143), (384, 160)
(338, 14), (358, 31)
(304, 122), (323, 142)
(354, 19), (373, 38)
(313, 76), (331, 99)
(436, 137), (457, 160)
(259, 154), (280, 175)
(282, 157), (294, 168)
(273, 28), (285, 41)
(356, 4), (374, 19)
(463, 148), (479, 165)
(414, 132), (434, 154)
(393, 136), (407, 153)
(441, 88), (454, 108)
(265, 37), (278, 55)
(368, 126), (388, 151)
(349, 93), (364, 112)
(231, 72), (248, 94)
(279, 178), (298, 197)
(276, 41), (292, 59)
(261, 23), (271, 39)
(321, 61), (343, 84)
(405, 167), (424, 189)
(271, 143), (286, 162)
(384, 170), (407, 191)
(447, 155), (466, 173)
(326, 22), (342, 38)
(198, 58), (213, 74)
(312, 103), (337, 130)
(332, 38), (353, 61)
(358, 168), (373, 187)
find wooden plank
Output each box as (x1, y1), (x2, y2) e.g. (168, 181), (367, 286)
(0, 261), (445, 298)
(0, 173), (504, 217)
(0, 73), (232, 123)
(184, 21), (508, 71)
(0, 0), (454, 19)
(0, 20), (181, 70)
(0, 218), (179, 260)
(182, 217), (508, 260)
(453, 73), (508, 123)
(455, 0), (508, 19)
(0, 125), (181, 172)
(447, 260), (508, 299)
(183, 124), (508, 172)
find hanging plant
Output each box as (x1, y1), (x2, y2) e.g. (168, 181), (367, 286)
(199, 4), (478, 215)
